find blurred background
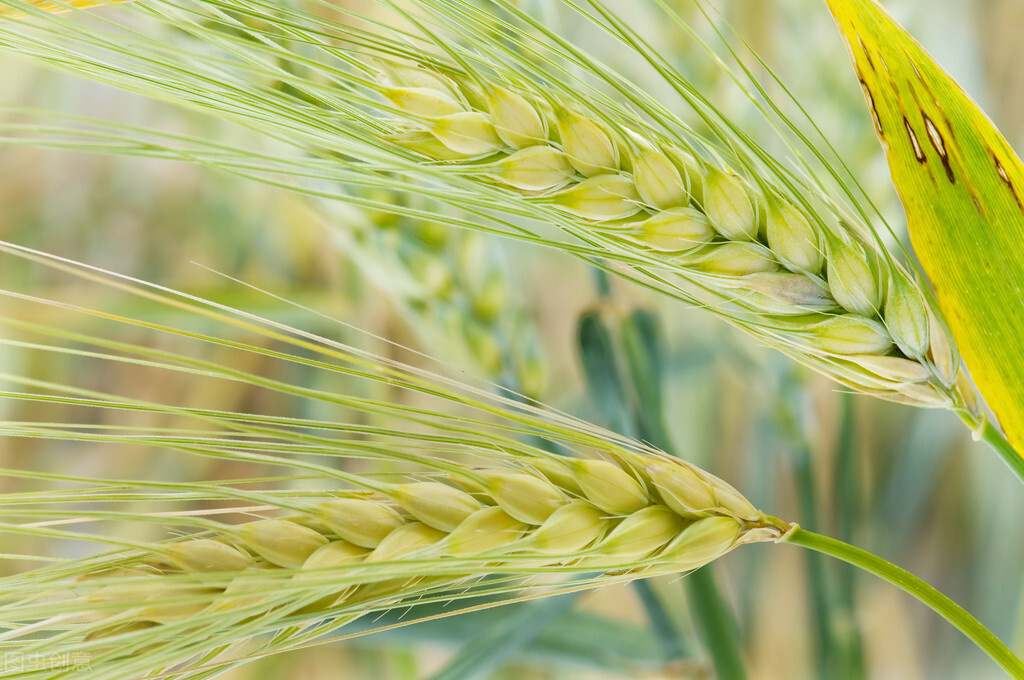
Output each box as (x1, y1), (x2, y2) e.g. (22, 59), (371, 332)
(1, 0), (1023, 678)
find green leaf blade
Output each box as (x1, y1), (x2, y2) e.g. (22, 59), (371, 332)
(825, 0), (1024, 451)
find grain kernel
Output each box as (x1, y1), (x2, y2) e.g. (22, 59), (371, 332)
(548, 174), (641, 221)
(658, 516), (741, 571)
(804, 314), (893, 355)
(320, 498), (405, 548)
(488, 85), (547, 148)
(382, 85), (464, 118)
(429, 111), (503, 155)
(644, 461), (716, 518)
(235, 519), (329, 570)
(765, 197), (823, 274)
(388, 482), (481, 532)
(684, 242), (779, 276)
(633, 147), (689, 209)
(445, 506), (528, 556)
(163, 539), (254, 573)
(572, 459), (649, 515)
(704, 167), (759, 241)
(490, 145), (573, 191)
(884, 269), (930, 359)
(555, 108), (619, 176)
(484, 471), (566, 524)
(528, 501), (608, 555)
(632, 207), (714, 252)
(827, 236), (882, 316)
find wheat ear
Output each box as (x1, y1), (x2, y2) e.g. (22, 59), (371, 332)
(58, 452), (786, 659)
(330, 202), (546, 398)
(372, 60), (968, 411)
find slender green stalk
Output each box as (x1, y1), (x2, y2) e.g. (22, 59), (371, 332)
(832, 394), (866, 679)
(784, 528), (1024, 679)
(685, 567), (747, 680)
(790, 438), (835, 674)
(632, 579), (689, 662)
(971, 416), (1024, 488)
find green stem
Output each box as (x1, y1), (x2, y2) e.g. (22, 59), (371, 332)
(685, 567), (748, 680)
(633, 579), (689, 661)
(832, 394), (866, 679)
(791, 438), (835, 673)
(971, 416), (1024, 488)
(784, 527), (1024, 679)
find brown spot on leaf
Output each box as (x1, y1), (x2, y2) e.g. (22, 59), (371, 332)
(909, 58), (924, 82)
(858, 78), (884, 137)
(922, 114), (954, 183)
(858, 37), (875, 72)
(994, 155), (1024, 213)
(904, 117), (926, 163)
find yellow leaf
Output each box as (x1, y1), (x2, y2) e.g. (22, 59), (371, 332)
(825, 0), (1024, 453)
(0, 0), (132, 19)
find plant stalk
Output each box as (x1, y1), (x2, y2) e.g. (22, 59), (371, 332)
(685, 567), (748, 680)
(784, 527), (1024, 679)
(972, 416), (1024, 488)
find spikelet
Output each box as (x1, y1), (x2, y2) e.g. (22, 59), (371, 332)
(803, 314), (894, 355)
(445, 506), (528, 556)
(657, 516), (742, 572)
(548, 174), (642, 221)
(827, 235), (883, 317)
(555, 107), (619, 176)
(684, 242), (779, 276)
(161, 539), (254, 573)
(631, 208), (715, 252)
(737, 273), (836, 312)
(633, 146), (690, 209)
(489, 146), (573, 191)
(235, 520), (329, 569)
(525, 500), (611, 555)
(382, 85), (464, 118)
(589, 505), (687, 562)
(483, 470), (567, 524)
(704, 168), (760, 241)
(765, 195), (824, 274)
(488, 85), (548, 148)
(884, 268), (931, 359)
(571, 459), (649, 515)
(387, 482), (481, 532)
(319, 498), (406, 548)
(429, 112), (503, 155)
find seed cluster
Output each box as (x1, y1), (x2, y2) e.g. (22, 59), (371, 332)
(77, 453), (786, 636)
(337, 204), (546, 398)
(376, 61), (967, 409)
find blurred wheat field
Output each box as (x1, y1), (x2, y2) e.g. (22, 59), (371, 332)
(2, 1), (1024, 678)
